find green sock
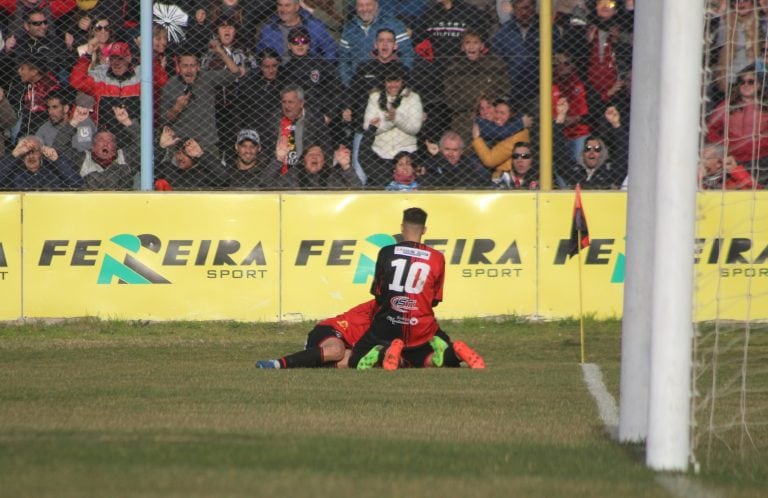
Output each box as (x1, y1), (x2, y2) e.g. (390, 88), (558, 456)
(357, 345), (383, 370)
(429, 336), (449, 367)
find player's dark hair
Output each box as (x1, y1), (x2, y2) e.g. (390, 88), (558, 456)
(403, 207), (427, 226)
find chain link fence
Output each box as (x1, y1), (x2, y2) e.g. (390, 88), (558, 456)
(0, 0), (640, 191)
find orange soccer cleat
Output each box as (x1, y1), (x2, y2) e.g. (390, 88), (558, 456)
(453, 340), (486, 369)
(382, 339), (404, 371)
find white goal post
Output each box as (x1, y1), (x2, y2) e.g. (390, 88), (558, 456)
(620, 0), (705, 472)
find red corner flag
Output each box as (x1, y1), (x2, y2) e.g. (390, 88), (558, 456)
(567, 184), (590, 258)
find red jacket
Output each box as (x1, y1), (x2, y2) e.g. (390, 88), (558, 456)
(587, 32), (619, 102)
(706, 100), (768, 163)
(0, 0), (75, 17)
(70, 55), (168, 128)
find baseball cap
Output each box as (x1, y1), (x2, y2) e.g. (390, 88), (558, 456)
(74, 92), (95, 110)
(236, 129), (260, 145)
(105, 42), (132, 58)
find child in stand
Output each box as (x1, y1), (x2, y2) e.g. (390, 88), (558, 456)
(384, 151), (419, 191)
(474, 97), (532, 147)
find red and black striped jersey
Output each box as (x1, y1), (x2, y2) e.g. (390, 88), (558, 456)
(317, 299), (378, 347)
(370, 241), (445, 347)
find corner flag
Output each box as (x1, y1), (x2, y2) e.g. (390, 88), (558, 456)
(567, 184), (590, 258)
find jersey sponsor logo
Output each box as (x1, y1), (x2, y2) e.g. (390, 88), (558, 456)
(387, 315), (418, 326)
(390, 296), (418, 313)
(394, 246), (431, 260)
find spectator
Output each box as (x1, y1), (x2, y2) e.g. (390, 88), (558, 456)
(0, 88), (17, 156)
(491, 0), (555, 111)
(552, 51), (591, 161)
(36, 90), (97, 153)
(443, 29), (511, 145)
(256, 0), (337, 63)
(713, 0), (759, 92)
(421, 130), (486, 188)
(53, 105), (138, 190)
(413, 0), (489, 64)
(344, 28), (408, 129)
(298, 0), (346, 40)
(584, 0), (628, 103)
(699, 142), (762, 190)
(559, 131), (626, 190)
(470, 116), (530, 182)
(496, 141), (539, 190)
(361, 65), (423, 186)
(384, 151), (419, 191)
(281, 26), (342, 123)
(0, 135), (82, 191)
(155, 126), (225, 190)
(266, 85), (330, 189)
(3, 9), (71, 78)
(224, 128), (272, 189)
(338, 0), (415, 86)
(233, 48), (284, 137)
(70, 40), (168, 132)
(200, 14), (254, 150)
(706, 65), (768, 183)
(475, 97), (531, 147)
(11, 55), (61, 142)
(160, 41), (242, 152)
(298, 143), (362, 188)
(74, 14), (114, 64)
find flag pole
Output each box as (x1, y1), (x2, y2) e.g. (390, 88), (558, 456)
(577, 228), (585, 364)
(568, 184), (590, 364)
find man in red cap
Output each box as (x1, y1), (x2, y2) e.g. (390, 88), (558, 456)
(70, 39), (168, 132)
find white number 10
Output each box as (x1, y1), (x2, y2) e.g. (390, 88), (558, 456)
(388, 259), (430, 293)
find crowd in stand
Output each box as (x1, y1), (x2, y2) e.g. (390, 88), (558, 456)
(0, 0), (762, 191)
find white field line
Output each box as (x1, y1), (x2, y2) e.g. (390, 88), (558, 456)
(581, 362), (619, 438)
(580, 363), (723, 498)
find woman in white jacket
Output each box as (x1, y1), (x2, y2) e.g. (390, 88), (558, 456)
(361, 66), (423, 186)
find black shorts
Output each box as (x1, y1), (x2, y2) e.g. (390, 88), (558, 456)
(305, 325), (348, 350)
(401, 329), (452, 368)
(349, 327), (452, 368)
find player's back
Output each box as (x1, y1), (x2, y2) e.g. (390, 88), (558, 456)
(370, 241), (446, 346)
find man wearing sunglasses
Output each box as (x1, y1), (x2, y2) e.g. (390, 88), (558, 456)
(559, 106), (627, 190)
(256, 0), (337, 64)
(5, 10), (69, 79)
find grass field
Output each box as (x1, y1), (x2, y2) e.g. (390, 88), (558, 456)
(0, 318), (765, 497)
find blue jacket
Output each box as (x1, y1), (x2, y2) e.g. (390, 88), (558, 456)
(491, 17), (560, 105)
(0, 154), (82, 191)
(339, 12), (415, 86)
(256, 10), (338, 63)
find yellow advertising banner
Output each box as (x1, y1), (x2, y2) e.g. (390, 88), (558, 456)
(22, 193), (280, 321)
(0, 194), (21, 320)
(694, 192), (768, 321)
(538, 192), (627, 319)
(280, 193), (538, 320)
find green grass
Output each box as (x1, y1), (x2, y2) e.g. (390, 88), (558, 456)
(0, 318), (764, 497)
